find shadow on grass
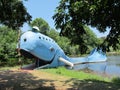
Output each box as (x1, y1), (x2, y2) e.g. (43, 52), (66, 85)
(64, 78), (120, 90)
(0, 70), (120, 90)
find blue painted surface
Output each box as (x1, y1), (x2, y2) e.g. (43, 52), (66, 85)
(19, 30), (107, 68)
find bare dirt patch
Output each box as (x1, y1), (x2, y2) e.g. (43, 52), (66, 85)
(0, 69), (76, 90)
(0, 69), (119, 90)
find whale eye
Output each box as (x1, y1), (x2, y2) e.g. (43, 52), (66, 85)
(39, 36), (41, 39)
(24, 38), (27, 42)
(50, 47), (54, 52)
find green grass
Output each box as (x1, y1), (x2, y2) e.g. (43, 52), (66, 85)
(41, 67), (110, 82)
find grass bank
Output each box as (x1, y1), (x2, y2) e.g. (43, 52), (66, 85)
(107, 51), (120, 56)
(41, 67), (110, 82)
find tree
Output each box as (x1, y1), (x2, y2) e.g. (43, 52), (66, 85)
(83, 26), (102, 52)
(53, 0), (120, 52)
(30, 18), (50, 35)
(0, 26), (18, 66)
(47, 29), (80, 55)
(0, 0), (31, 29)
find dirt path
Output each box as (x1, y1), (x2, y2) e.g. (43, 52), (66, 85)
(0, 69), (77, 90)
(0, 69), (120, 90)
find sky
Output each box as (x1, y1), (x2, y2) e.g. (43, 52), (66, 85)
(22, 0), (109, 38)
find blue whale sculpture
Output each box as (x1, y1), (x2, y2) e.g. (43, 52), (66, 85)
(18, 27), (107, 69)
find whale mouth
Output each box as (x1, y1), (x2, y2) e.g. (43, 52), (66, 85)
(20, 49), (35, 59)
(19, 49), (53, 67)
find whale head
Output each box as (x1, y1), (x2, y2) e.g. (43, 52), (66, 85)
(18, 30), (59, 62)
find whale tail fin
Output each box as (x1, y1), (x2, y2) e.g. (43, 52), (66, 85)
(69, 48), (107, 64)
(87, 48), (107, 62)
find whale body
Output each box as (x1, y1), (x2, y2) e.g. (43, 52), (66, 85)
(18, 30), (107, 69)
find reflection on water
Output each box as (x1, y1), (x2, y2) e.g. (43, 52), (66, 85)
(73, 55), (120, 77)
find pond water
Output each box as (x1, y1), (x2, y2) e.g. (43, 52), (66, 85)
(73, 55), (120, 77)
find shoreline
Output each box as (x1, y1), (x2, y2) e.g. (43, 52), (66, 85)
(106, 52), (120, 56)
